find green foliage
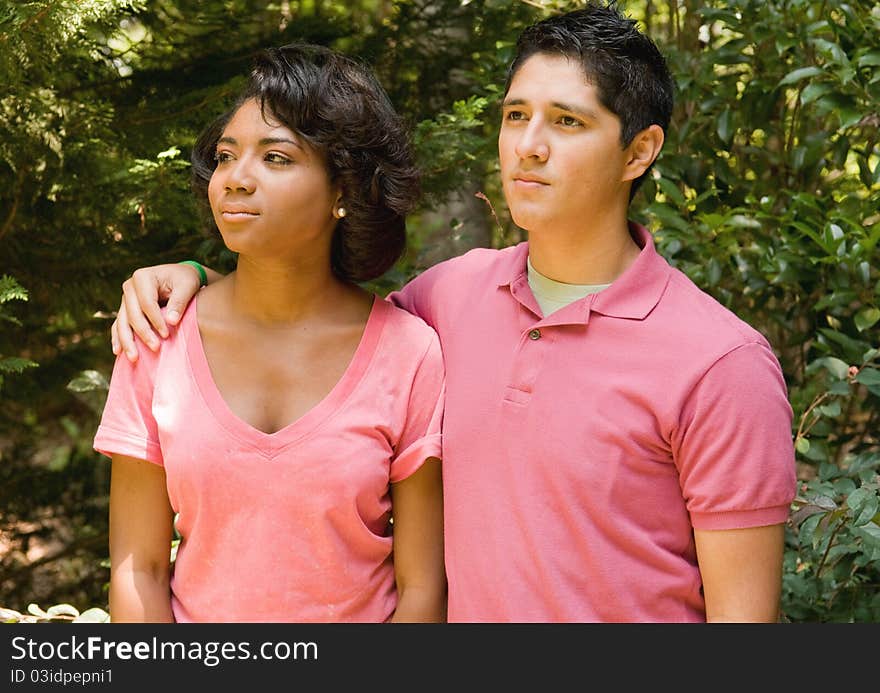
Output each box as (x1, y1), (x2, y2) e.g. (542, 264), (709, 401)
(632, 0), (880, 621)
(1, 0), (878, 621)
(0, 275), (38, 390)
(414, 95), (494, 204)
(785, 451), (880, 622)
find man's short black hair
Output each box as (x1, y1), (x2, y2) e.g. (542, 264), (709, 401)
(192, 43), (420, 283)
(506, 1), (674, 199)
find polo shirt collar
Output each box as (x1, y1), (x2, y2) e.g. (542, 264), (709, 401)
(498, 221), (671, 322)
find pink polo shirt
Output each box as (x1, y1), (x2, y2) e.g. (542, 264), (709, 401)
(94, 295), (444, 622)
(389, 222), (796, 622)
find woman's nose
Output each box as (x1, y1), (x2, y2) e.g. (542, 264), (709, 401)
(224, 159), (256, 193)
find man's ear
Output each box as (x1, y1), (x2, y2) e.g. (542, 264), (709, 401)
(622, 124), (665, 183)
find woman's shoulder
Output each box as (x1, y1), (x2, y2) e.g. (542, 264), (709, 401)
(375, 295), (441, 349)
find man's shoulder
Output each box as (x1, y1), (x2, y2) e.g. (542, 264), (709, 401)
(429, 243), (519, 276)
(389, 243), (524, 328)
(662, 266), (773, 351)
(378, 295), (443, 352)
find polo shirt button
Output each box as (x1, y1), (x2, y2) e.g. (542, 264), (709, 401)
(528, 328), (541, 340)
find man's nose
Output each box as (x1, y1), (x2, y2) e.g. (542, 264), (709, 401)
(514, 120), (549, 162)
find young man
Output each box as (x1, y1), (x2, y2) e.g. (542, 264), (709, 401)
(109, 3), (797, 622)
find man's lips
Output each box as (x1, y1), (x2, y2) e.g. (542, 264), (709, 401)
(512, 174), (550, 186)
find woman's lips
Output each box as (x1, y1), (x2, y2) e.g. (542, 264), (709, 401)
(220, 210), (259, 221)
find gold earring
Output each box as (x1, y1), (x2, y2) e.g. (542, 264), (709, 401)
(335, 206), (347, 219)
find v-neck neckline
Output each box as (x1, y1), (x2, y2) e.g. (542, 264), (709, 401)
(182, 293), (388, 458)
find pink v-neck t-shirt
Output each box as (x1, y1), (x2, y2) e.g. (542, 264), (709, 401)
(389, 222), (796, 622)
(94, 295), (444, 622)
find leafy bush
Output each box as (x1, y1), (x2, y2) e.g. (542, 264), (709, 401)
(0, 0), (877, 622)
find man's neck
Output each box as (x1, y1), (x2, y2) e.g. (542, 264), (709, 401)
(526, 219), (642, 285)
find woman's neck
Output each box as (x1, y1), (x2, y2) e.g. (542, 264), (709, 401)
(222, 255), (357, 326)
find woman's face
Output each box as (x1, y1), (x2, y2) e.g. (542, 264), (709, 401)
(208, 98), (339, 261)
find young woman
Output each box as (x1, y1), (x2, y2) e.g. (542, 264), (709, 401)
(93, 44), (446, 623)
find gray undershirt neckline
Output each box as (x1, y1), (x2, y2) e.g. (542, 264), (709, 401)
(526, 255), (611, 318)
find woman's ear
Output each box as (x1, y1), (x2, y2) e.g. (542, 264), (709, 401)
(332, 191), (347, 220)
(622, 124), (665, 183)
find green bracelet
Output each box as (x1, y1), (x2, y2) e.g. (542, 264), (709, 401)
(179, 260), (207, 287)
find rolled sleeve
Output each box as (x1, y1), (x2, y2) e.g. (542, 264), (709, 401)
(389, 334), (445, 484)
(674, 341), (797, 530)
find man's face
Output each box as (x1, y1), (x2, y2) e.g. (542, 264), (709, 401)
(498, 53), (632, 235)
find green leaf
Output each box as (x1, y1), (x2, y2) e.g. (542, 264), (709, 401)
(645, 202), (690, 232)
(706, 257), (722, 286)
(807, 356), (850, 380)
(817, 401), (841, 417)
(725, 214), (761, 229)
(796, 437), (811, 455)
(811, 38), (849, 66)
(855, 367), (880, 387)
(807, 494), (838, 512)
(800, 82), (834, 104)
(848, 491), (880, 527)
(838, 108), (863, 130)
(854, 307), (880, 332)
(835, 66), (857, 85)
(803, 438), (831, 463)
(797, 512), (823, 545)
(828, 381), (852, 396)
(853, 523), (880, 551)
(857, 51), (880, 68)
(778, 66), (823, 86)
(157, 145), (180, 159)
(817, 328), (870, 360)
(657, 177), (686, 206)
(716, 108), (733, 144)
(67, 369), (109, 392)
(0, 275), (28, 303)
(0, 357), (38, 374)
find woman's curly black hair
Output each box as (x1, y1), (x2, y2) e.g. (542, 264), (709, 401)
(191, 43), (421, 283)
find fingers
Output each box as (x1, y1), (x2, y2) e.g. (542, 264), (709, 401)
(120, 275), (161, 358)
(112, 299), (140, 363)
(130, 268), (171, 341)
(163, 289), (192, 328)
(111, 316), (120, 356)
(111, 263), (204, 362)
(162, 263), (203, 326)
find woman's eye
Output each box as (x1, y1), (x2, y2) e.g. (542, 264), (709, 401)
(559, 115), (581, 127)
(506, 110), (526, 121)
(214, 151), (235, 164)
(265, 152), (291, 165)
